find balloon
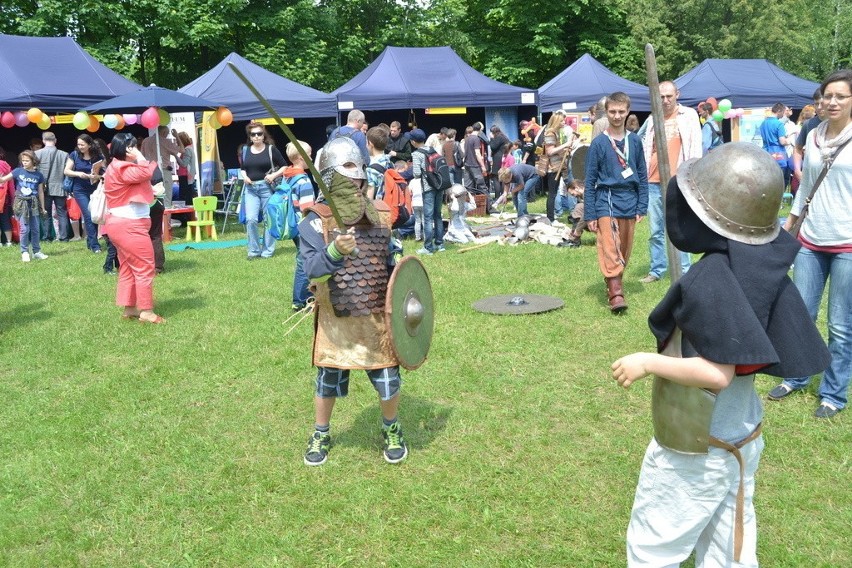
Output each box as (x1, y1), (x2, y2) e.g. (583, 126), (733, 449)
(711, 110), (724, 121)
(123, 113), (138, 125)
(103, 114), (119, 129)
(157, 108), (170, 126)
(208, 112), (221, 130)
(140, 107), (160, 129)
(86, 115), (100, 132)
(718, 99), (732, 113)
(216, 107), (233, 127)
(73, 111), (91, 130)
(115, 115), (126, 130)
(724, 110), (736, 119)
(14, 111), (29, 127)
(0, 112), (15, 128)
(705, 97), (718, 111)
(37, 114), (52, 130)
(27, 108), (43, 123)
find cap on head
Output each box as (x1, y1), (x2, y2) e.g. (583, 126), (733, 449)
(409, 128), (426, 143)
(675, 142), (783, 244)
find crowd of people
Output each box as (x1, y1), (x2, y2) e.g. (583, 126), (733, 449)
(2, 66), (849, 568)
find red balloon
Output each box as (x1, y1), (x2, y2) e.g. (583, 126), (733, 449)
(140, 107), (160, 129)
(0, 112), (15, 128)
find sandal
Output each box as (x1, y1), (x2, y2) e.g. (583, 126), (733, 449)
(139, 315), (166, 324)
(121, 313), (140, 320)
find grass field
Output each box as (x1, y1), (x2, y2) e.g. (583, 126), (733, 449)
(0, 208), (849, 567)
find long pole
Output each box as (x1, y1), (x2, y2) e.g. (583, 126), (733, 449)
(644, 44), (682, 283)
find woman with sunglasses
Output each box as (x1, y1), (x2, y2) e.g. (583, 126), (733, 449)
(770, 69), (852, 419)
(240, 122), (287, 259)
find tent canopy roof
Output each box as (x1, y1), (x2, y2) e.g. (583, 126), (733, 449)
(0, 34), (141, 112)
(538, 54), (651, 112)
(179, 53), (337, 119)
(332, 46), (536, 110)
(675, 59), (819, 108)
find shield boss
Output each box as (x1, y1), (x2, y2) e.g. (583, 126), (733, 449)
(385, 256), (434, 370)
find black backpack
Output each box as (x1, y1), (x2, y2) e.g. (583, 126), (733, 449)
(417, 147), (452, 190)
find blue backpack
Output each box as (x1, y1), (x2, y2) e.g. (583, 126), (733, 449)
(266, 181), (298, 240)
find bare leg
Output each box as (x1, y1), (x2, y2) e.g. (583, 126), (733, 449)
(379, 393), (400, 422)
(314, 396), (336, 426)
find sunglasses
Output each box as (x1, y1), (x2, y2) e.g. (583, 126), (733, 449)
(250, 131), (264, 137)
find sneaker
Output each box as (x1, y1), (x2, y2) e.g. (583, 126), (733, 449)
(304, 431), (331, 466)
(382, 422), (408, 464)
(32, 252), (49, 260)
(436, 245), (446, 252)
(767, 383), (797, 401)
(639, 274), (660, 284)
(416, 247), (433, 256)
(3, 242), (11, 247)
(69, 236), (82, 242)
(92, 247), (102, 254)
(21, 252), (30, 262)
(814, 402), (840, 419)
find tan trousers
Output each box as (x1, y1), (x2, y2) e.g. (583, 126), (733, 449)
(595, 216), (636, 278)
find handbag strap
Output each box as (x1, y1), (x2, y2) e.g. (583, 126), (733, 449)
(790, 136), (852, 233)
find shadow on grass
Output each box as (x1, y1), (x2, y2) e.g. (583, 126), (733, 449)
(0, 302), (51, 331)
(160, 257), (200, 273)
(156, 293), (207, 317)
(335, 394), (453, 451)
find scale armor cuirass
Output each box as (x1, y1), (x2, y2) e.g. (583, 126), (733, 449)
(328, 225), (391, 317)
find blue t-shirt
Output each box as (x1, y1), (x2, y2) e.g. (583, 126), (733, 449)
(759, 117), (788, 166)
(11, 167), (44, 198)
(68, 150), (98, 193)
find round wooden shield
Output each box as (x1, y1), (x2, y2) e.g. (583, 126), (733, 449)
(385, 256), (434, 370)
(570, 145), (589, 177)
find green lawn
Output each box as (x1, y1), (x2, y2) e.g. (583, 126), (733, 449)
(0, 210), (848, 567)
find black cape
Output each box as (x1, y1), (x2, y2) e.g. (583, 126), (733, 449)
(648, 178), (830, 378)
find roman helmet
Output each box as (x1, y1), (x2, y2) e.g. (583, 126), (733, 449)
(675, 142), (783, 245)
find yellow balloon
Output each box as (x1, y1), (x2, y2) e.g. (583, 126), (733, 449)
(73, 111), (91, 130)
(208, 113), (221, 130)
(27, 108), (44, 123)
(157, 108), (170, 126)
(37, 114), (52, 130)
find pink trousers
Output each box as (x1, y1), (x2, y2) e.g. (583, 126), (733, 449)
(106, 216), (155, 310)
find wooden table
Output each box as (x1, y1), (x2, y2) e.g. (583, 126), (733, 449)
(162, 206), (195, 243)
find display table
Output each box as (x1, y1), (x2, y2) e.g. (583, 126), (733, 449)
(163, 206), (195, 243)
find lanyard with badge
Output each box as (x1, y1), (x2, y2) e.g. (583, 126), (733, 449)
(605, 131), (634, 179)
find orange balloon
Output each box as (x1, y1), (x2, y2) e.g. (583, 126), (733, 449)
(86, 115), (101, 132)
(27, 108), (44, 123)
(216, 107), (233, 127)
(115, 115), (126, 130)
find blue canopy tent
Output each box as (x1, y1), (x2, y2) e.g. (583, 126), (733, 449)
(332, 46), (537, 110)
(178, 53), (337, 119)
(538, 54), (651, 112)
(0, 34), (141, 111)
(674, 59), (819, 108)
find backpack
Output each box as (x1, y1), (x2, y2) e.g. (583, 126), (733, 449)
(453, 141), (463, 166)
(416, 147), (452, 191)
(265, 179), (300, 240)
(705, 121), (723, 150)
(370, 163), (412, 228)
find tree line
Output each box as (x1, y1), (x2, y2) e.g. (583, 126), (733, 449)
(4, 0), (849, 93)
